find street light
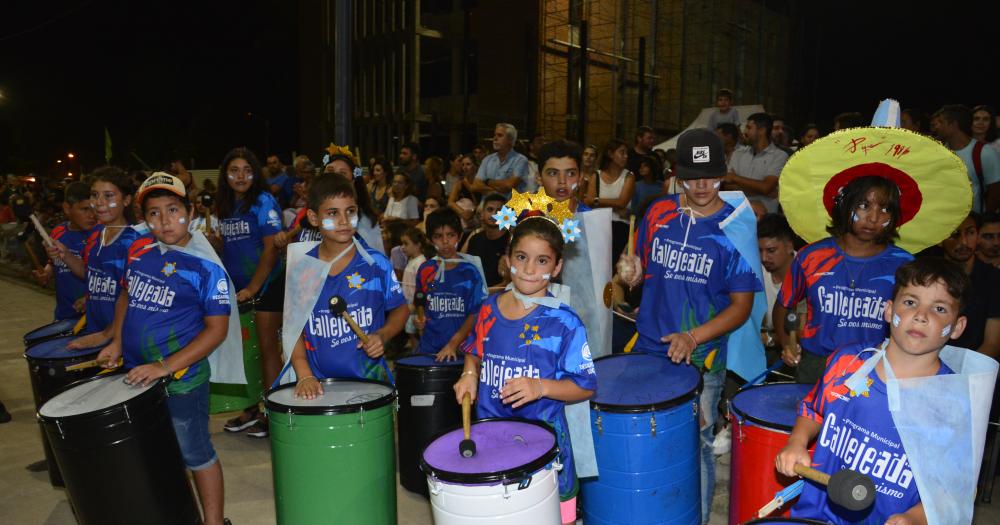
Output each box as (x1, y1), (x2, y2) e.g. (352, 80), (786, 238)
(67, 153), (75, 159)
(57, 159), (62, 164)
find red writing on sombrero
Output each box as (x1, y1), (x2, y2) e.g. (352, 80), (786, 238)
(842, 137), (911, 159)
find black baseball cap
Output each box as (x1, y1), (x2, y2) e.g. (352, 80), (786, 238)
(674, 128), (726, 180)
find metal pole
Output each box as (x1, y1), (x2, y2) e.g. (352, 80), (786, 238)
(333, 0), (352, 145)
(578, 20), (588, 145)
(637, 37), (646, 128)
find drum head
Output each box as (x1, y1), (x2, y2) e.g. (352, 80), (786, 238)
(24, 336), (105, 361)
(590, 353), (702, 412)
(421, 418), (558, 484)
(396, 354), (463, 369)
(24, 318), (80, 344)
(265, 378), (395, 415)
(730, 383), (813, 431)
(38, 374), (155, 419)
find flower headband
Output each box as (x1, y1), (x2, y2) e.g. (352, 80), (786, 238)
(322, 143), (363, 179)
(493, 188), (581, 243)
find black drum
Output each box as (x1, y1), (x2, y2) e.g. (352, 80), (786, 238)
(395, 354), (466, 497)
(37, 374), (201, 525)
(23, 335), (105, 487)
(23, 317), (81, 348)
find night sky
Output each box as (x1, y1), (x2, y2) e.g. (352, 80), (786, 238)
(2, 1), (997, 177)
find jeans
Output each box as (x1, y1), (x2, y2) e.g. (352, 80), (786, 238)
(699, 369), (724, 524)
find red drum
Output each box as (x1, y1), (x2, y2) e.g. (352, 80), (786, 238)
(728, 383), (813, 524)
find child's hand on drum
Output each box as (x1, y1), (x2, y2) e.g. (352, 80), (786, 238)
(661, 331), (697, 364)
(294, 376), (323, 400)
(775, 443), (811, 478)
(500, 377), (546, 408)
(359, 332), (385, 359)
(435, 344), (458, 362)
(125, 362), (170, 387)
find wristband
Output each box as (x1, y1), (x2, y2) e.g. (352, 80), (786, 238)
(157, 359), (173, 378)
(461, 370), (477, 378)
(298, 375), (318, 383)
(685, 330), (699, 346)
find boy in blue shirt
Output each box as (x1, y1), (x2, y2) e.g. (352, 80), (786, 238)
(96, 173), (232, 525)
(777, 258), (974, 524)
(416, 207), (486, 361)
(289, 175), (409, 399)
(33, 182), (97, 320)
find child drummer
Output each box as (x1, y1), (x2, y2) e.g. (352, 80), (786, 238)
(95, 173), (233, 525)
(454, 204), (597, 525)
(286, 175), (409, 399)
(777, 258), (995, 524)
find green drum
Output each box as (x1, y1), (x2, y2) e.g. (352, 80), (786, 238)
(209, 300), (263, 414)
(266, 378), (397, 525)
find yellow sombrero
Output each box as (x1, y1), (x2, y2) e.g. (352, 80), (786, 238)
(779, 105), (971, 254)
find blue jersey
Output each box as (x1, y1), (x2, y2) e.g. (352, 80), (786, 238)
(794, 345), (951, 524)
(51, 222), (92, 320)
(302, 247), (406, 382)
(415, 260), (486, 354)
(219, 192), (283, 290)
(461, 294), (597, 499)
(634, 195), (762, 371)
(81, 225), (145, 333)
(120, 238), (232, 394)
(778, 238), (912, 357)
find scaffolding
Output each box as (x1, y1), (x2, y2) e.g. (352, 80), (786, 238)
(538, 0), (796, 148)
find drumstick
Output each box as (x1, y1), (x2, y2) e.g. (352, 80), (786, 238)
(627, 215), (635, 257)
(30, 214), (53, 247)
(413, 292), (426, 329)
(459, 392), (476, 458)
(793, 465), (875, 511)
(757, 479), (804, 517)
(329, 295), (369, 345)
(65, 357), (122, 372)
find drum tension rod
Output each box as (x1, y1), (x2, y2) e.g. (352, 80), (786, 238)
(287, 408), (294, 430)
(123, 403), (131, 424)
(56, 419), (65, 440)
(358, 406), (365, 428)
(650, 415), (657, 437)
(594, 411), (602, 435)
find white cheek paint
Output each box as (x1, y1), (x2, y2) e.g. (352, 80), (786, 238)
(892, 313), (901, 327)
(712, 180), (721, 189)
(178, 217), (186, 224)
(322, 218), (336, 231)
(541, 273), (551, 281)
(349, 216), (359, 228)
(509, 266), (518, 275)
(227, 174), (236, 181)
(941, 325), (952, 338)
(682, 181), (692, 190)
(882, 220), (890, 228)
(108, 201), (118, 209)
(852, 212), (860, 222)
(570, 183), (578, 191)
(148, 223), (156, 230)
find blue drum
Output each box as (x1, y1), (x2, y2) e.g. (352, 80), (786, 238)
(23, 317), (81, 347)
(24, 335), (106, 487)
(742, 519), (828, 524)
(582, 352), (703, 525)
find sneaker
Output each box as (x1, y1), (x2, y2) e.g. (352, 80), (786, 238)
(25, 459), (48, 472)
(0, 401), (10, 424)
(712, 425), (731, 456)
(246, 419), (269, 439)
(224, 519), (232, 525)
(224, 408), (260, 433)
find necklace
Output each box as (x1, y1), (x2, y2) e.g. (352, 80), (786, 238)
(842, 257), (870, 291)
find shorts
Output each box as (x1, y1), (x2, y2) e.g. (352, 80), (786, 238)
(165, 382), (218, 471)
(255, 272), (285, 313)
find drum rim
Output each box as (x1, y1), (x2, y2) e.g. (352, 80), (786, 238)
(730, 381), (812, 432)
(264, 377), (396, 415)
(588, 352), (704, 413)
(742, 519), (831, 524)
(23, 317), (82, 338)
(395, 354), (465, 370)
(419, 417), (559, 485)
(36, 372), (166, 422)
(23, 336), (106, 362)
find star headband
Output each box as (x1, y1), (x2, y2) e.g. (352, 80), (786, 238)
(493, 188), (581, 243)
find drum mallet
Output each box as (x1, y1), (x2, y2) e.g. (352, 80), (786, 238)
(794, 465), (875, 511)
(460, 392), (476, 458)
(414, 291), (427, 329)
(329, 295), (369, 345)
(784, 311), (800, 363)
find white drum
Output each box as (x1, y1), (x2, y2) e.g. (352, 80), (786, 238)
(420, 418), (562, 524)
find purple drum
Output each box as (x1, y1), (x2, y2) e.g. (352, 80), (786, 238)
(421, 418), (561, 524)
